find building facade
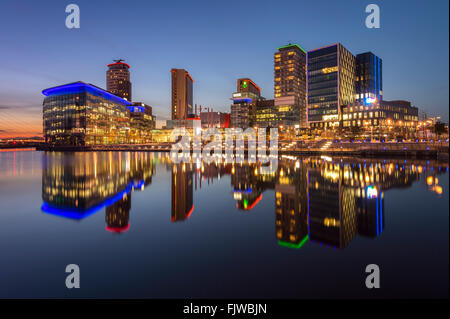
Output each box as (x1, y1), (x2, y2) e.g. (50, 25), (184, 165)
(129, 102), (155, 144)
(230, 78), (262, 129)
(274, 44), (307, 128)
(307, 43), (356, 129)
(355, 52), (383, 104)
(200, 111), (230, 128)
(254, 99), (276, 128)
(42, 82), (154, 146)
(171, 68), (194, 121)
(340, 99), (419, 137)
(106, 60), (132, 101)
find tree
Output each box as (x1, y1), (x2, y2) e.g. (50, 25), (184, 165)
(433, 121), (447, 138)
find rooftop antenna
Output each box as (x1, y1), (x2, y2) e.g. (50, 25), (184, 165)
(113, 59), (125, 63)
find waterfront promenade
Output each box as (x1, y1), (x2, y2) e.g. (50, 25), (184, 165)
(34, 140), (449, 160)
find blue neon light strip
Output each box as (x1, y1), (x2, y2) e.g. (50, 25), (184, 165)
(232, 98), (252, 103)
(42, 82), (132, 106)
(376, 194), (379, 236)
(379, 195), (383, 234)
(41, 180), (144, 220)
(233, 188), (253, 194)
(128, 106), (145, 113)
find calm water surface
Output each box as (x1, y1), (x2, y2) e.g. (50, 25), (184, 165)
(0, 150), (448, 298)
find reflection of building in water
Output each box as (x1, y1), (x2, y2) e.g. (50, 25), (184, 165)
(275, 162), (309, 248)
(306, 158), (431, 248)
(106, 195), (131, 233)
(41, 152), (154, 229)
(308, 167), (357, 249)
(171, 163), (194, 222)
(231, 164), (267, 211)
(356, 188), (384, 238)
(197, 161), (232, 189)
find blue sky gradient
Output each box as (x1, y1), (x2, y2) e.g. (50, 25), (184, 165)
(0, 0), (448, 136)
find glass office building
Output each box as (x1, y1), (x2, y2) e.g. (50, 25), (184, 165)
(129, 102), (155, 144)
(355, 52), (383, 103)
(43, 82), (131, 146)
(43, 82), (155, 146)
(307, 43), (356, 129)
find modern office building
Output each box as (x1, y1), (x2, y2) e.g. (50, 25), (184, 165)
(171, 68), (194, 122)
(237, 78), (261, 96)
(230, 78), (278, 129)
(43, 82), (131, 145)
(274, 44), (307, 128)
(254, 99), (276, 128)
(307, 43), (356, 129)
(355, 52), (383, 104)
(106, 59), (132, 101)
(230, 78), (262, 129)
(340, 99), (419, 136)
(129, 102), (156, 144)
(42, 81), (154, 146)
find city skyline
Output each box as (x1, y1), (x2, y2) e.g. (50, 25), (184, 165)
(0, 0), (448, 138)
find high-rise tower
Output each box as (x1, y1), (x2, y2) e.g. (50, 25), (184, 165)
(171, 68), (194, 121)
(106, 59), (132, 101)
(274, 44), (307, 128)
(307, 43), (355, 129)
(355, 52), (382, 104)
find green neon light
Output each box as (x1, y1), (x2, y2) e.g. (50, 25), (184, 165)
(277, 43), (306, 54)
(243, 199), (248, 209)
(242, 81), (248, 88)
(278, 235), (309, 249)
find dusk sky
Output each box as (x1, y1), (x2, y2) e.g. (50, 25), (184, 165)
(0, 0), (448, 137)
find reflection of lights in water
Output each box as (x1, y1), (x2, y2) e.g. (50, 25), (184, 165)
(426, 176), (433, 186)
(323, 217), (340, 227)
(367, 186), (378, 199)
(323, 170), (339, 181)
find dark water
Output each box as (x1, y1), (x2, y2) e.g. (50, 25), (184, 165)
(0, 150), (448, 298)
